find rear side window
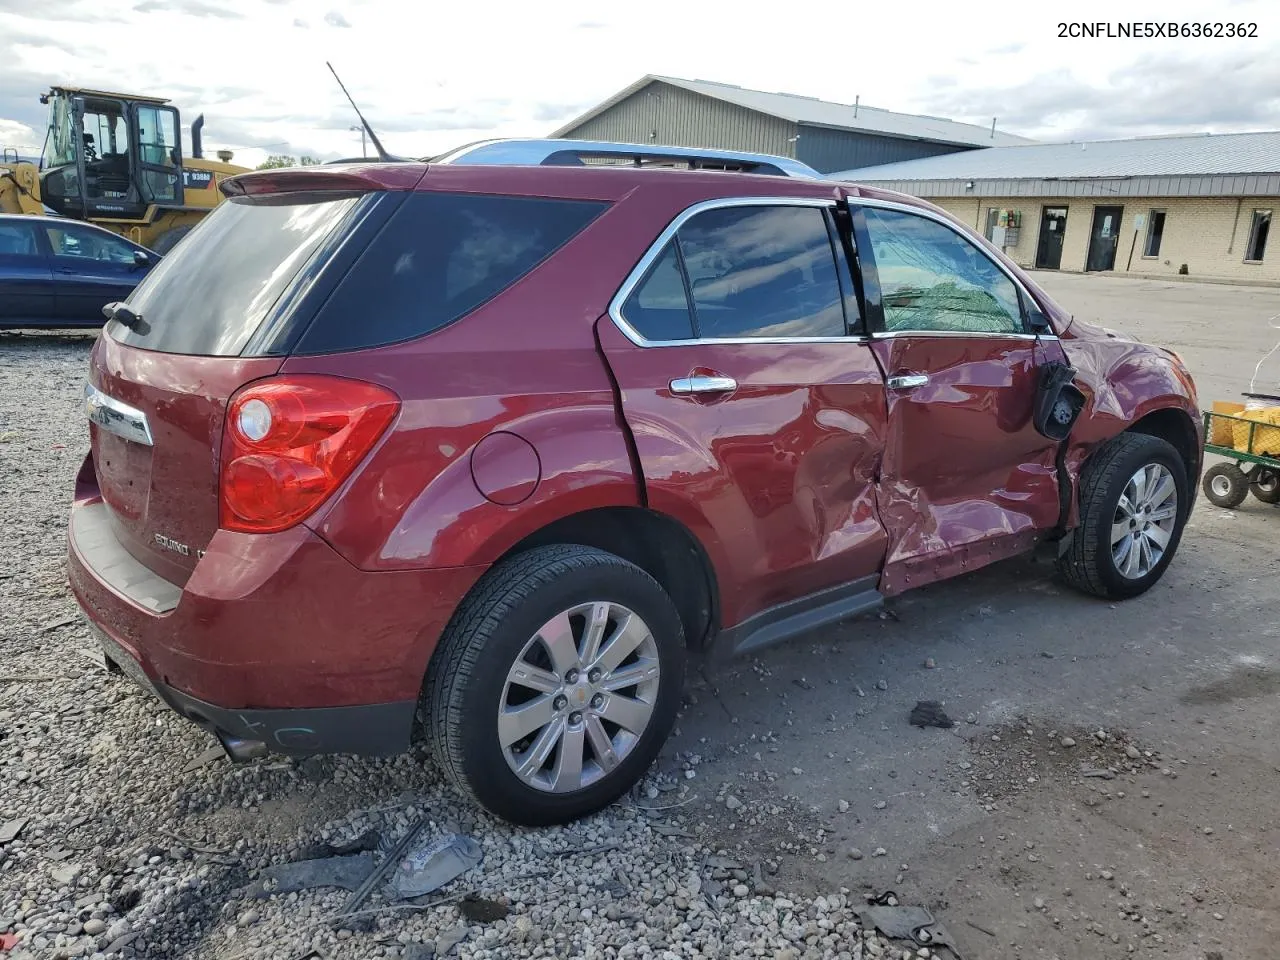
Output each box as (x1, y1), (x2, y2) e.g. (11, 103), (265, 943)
(677, 205), (845, 340)
(295, 192), (608, 354)
(621, 243), (695, 342)
(111, 193), (363, 356)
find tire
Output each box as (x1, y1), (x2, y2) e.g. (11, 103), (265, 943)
(1202, 463), (1249, 509)
(149, 225), (191, 256)
(425, 544), (686, 826)
(1058, 433), (1189, 600)
(1250, 468), (1280, 504)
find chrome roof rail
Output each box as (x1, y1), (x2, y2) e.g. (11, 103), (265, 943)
(430, 138), (822, 179)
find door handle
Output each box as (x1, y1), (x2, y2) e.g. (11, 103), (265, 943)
(670, 375), (738, 396)
(887, 374), (929, 390)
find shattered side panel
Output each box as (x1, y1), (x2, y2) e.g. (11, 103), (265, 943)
(871, 335), (1067, 596)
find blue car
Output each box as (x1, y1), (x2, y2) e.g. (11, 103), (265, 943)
(0, 214), (160, 328)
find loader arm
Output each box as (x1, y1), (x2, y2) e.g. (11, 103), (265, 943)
(0, 162), (46, 216)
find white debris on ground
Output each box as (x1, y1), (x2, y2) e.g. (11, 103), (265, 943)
(0, 336), (909, 958)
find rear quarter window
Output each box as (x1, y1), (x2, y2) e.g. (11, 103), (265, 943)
(110, 193), (365, 356)
(294, 192), (608, 354)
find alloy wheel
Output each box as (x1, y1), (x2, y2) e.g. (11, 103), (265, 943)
(498, 601), (660, 793)
(1111, 463), (1179, 579)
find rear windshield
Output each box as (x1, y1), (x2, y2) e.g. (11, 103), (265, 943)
(292, 192), (608, 354)
(109, 193), (363, 356)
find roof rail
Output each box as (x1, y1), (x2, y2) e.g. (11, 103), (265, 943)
(430, 137), (821, 179)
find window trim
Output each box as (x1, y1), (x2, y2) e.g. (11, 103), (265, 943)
(609, 197), (862, 347)
(1244, 208), (1272, 264)
(1142, 208), (1166, 260)
(609, 195), (1058, 348)
(850, 200), (1052, 341)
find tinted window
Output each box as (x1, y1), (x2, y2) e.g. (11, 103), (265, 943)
(677, 205), (845, 339)
(0, 221), (40, 257)
(111, 193), (363, 356)
(45, 224), (137, 264)
(297, 192), (607, 354)
(862, 208), (1024, 335)
(621, 243), (695, 342)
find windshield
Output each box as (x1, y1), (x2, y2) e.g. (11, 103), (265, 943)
(109, 192), (364, 356)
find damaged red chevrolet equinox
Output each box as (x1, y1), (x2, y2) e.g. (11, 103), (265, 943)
(67, 139), (1203, 826)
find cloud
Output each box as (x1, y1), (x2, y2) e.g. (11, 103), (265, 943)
(293, 17), (308, 27)
(532, 101), (591, 123)
(921, 50), (1280, 141)
(133, 0), (245, 18)
(324, 10), (350, 27)
(576, 20), (607, 29)
(987, 42), (1025, 55)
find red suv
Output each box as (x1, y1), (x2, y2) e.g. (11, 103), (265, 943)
(67, 140), (1203, 825)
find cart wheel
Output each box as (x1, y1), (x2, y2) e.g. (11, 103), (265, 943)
(1203, 463), (1249, 508)
(1251, 469), (1280, 504)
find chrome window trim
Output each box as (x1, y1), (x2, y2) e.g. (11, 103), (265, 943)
(608, 197), (863, 347)
(84, 381), (154, 446)
(608, 194), (1061, 348)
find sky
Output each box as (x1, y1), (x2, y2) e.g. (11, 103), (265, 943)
(1, 0), (1277, 170)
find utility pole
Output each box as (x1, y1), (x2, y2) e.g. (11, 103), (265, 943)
(349, 124), (366, 158)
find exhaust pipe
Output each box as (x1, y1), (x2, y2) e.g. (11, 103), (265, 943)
(219, 733), (268, 762)
(190, 114), (205, 160)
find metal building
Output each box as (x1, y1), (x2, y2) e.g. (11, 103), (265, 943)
(550, 75), (1032, 175)
(832, 131), (1280, 283)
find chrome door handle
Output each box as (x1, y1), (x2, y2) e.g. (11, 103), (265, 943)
(670, 375), (738, 395)
(887, 374), (929, 390)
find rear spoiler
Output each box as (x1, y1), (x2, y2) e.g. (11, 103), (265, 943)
(429, 138), (822, 179)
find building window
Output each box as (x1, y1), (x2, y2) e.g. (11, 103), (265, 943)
(1143, 209), (1166, 258)
(1245, 209), (1272, 263)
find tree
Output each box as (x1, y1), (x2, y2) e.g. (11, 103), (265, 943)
(255, 154), (322, 170)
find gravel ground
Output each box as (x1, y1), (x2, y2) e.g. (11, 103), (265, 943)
(1, 333), (910, 959)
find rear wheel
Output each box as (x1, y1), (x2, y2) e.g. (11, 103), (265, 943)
(1250, 468), (1280, 504)
(1058, 433), (1189, 600)
(1202, 463), (1249, 509)
(425, 544), (685, 825)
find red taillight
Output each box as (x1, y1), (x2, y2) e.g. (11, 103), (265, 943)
(220, 375), (399, 533)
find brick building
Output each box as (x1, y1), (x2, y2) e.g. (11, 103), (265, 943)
(834, 132), (1280, 283)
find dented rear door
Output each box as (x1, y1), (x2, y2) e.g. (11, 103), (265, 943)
(852, 203), (1065, 595)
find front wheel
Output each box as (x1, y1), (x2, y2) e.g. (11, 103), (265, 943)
(425, 545), (686, 826)
(1058, 433), (1189, 600)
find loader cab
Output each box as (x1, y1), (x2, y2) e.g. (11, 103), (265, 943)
(38, 87), (184, 220)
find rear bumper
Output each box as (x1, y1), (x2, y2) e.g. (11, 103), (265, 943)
(67, 495), (487, 757)
(93, 624), (417, 756)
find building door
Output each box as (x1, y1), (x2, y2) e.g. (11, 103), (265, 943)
(1086, 206), (1124, 271)
(1035, 207), (1068, 269)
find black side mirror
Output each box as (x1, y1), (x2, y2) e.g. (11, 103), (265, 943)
(1027, 307), (1051, 333)
(133, 250), (150, 267)
(1033, 361), (1086, 441)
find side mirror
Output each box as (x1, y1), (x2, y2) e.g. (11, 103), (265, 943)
(133, 250), (150, 267)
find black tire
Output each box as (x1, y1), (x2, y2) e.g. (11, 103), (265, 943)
(1250, 468), (1280, 504)
(149, 225), (191, 256)
(1058, 433), (1190, 600)
(1202, 463), (1249, 509)
(425, 544), (686, 826)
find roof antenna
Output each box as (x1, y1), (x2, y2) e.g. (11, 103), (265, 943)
(990, 117), (997, 138)
(854, 95), (860, 118)
(327, 61), (395, 162)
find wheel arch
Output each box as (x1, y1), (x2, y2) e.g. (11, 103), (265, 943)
(1126, 406), (1203, 487)
(494, 505), (720, 651)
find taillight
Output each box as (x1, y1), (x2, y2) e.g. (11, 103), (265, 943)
(220, 375), (399, 533)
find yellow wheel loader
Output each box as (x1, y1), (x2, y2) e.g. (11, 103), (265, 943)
(0, 86), (248, 254)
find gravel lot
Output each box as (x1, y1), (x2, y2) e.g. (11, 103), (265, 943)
(3, 273), (1279, 960)
(0, 332), (904, 960)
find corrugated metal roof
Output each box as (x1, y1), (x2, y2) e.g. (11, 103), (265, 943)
(833, 131), (1280, 182)
(551, 75), (1034, 148)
